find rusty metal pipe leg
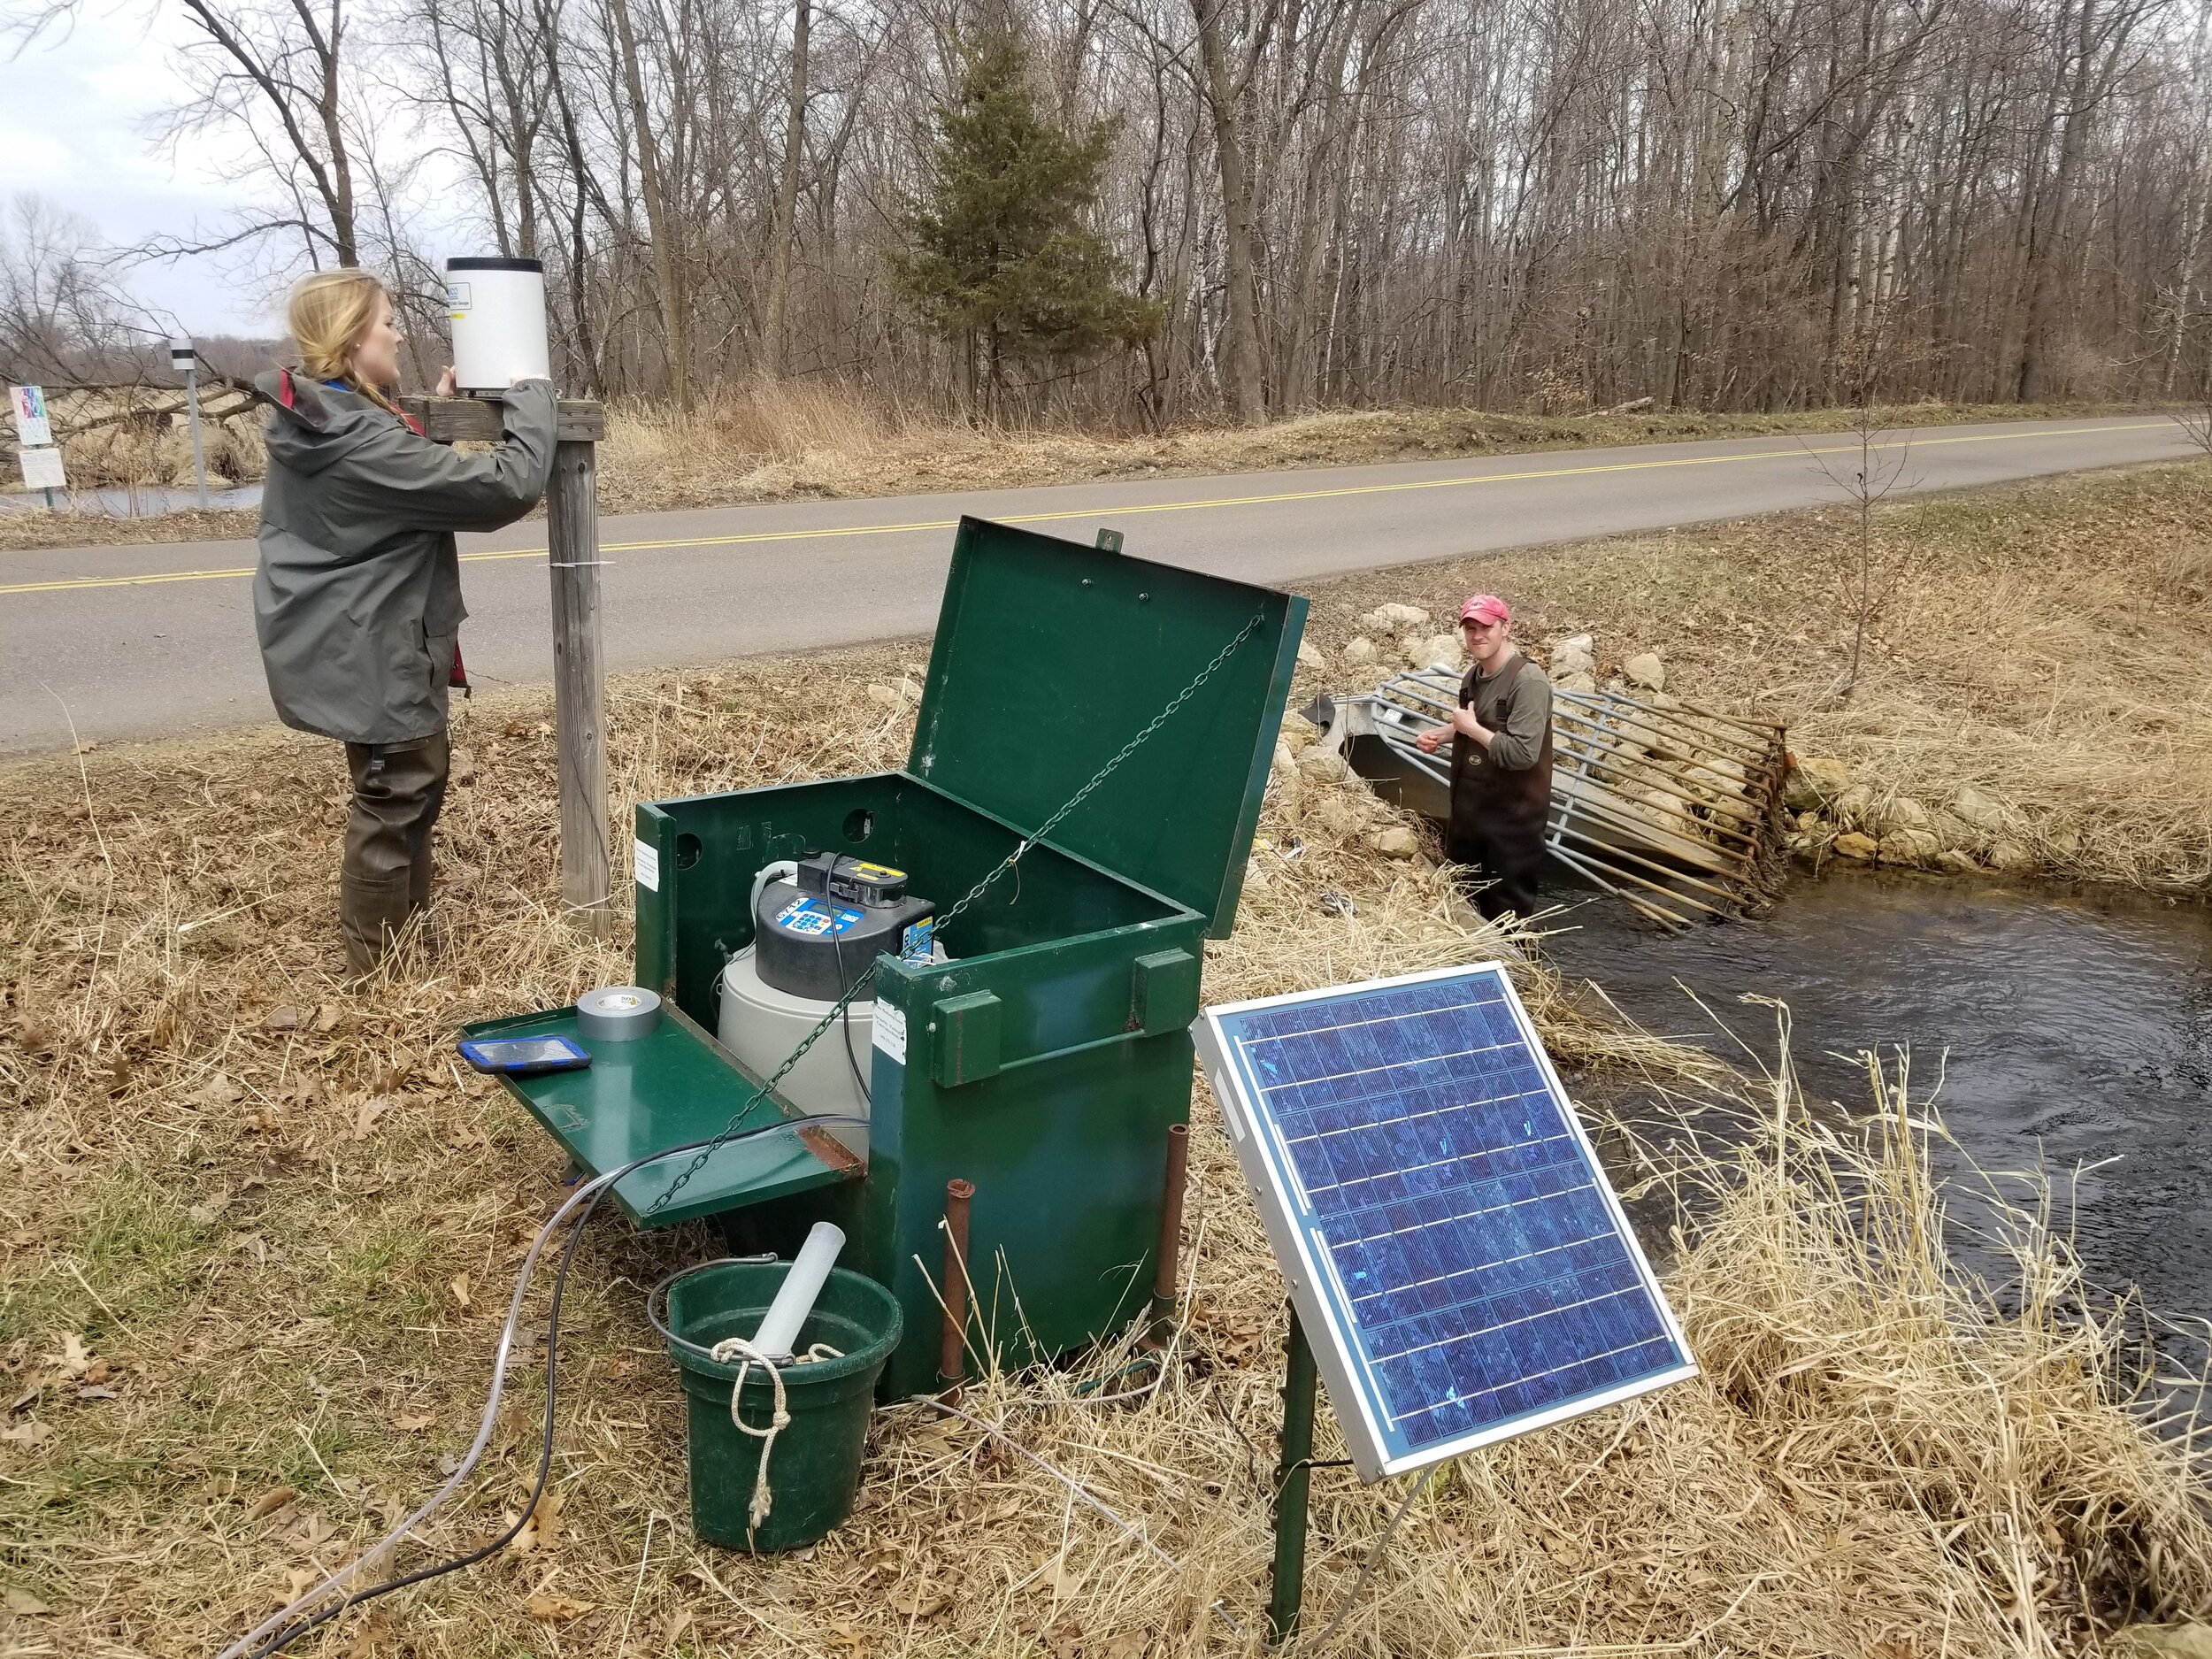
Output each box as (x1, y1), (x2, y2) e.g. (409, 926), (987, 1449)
(939, 1178), (975, 1401)
(1143, 1123), (1191, 1352)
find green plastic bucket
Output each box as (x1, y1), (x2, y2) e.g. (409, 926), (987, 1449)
(656, 1260), (902, 1552)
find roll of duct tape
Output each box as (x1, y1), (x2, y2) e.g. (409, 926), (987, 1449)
(576, 986), (662, 1042)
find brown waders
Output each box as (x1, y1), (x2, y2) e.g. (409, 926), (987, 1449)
(1448, 657), (1555, 922)
(340, 728), (450, 978)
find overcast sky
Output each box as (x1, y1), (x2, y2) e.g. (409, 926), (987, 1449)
(0, 6), (287, 335)
(1, 5), (480, 342)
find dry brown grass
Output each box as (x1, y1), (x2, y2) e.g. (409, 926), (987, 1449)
(1303, 458), (2212, 890)
(0, 388), (2151, 552)
(4, 600), (2209, 1655)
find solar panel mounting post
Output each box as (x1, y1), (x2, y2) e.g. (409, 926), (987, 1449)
(1268, 1303), (1319, 1646)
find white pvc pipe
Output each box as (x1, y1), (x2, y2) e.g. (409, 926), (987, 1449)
(750, 1221), (844, 1361)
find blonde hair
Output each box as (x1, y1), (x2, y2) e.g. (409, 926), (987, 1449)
(286, 269), (403, 416)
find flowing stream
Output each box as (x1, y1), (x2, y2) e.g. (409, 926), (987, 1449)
(1548, 871), (2212, 1359)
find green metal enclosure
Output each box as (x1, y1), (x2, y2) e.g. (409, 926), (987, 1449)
(471, 517), (1307, 1397)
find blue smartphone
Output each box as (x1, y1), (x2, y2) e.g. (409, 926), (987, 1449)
(458, 1034), (593, 1075)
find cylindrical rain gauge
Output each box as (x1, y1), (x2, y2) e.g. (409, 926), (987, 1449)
(446, 257), (549, 391)
(750, 1222), (846, 1362)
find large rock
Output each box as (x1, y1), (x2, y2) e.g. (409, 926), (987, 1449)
(1279, 712), (1322, 756)
(1317, 796), (1369, 839)
(1370, 826), (1420, 859)
(865, 682), (903, 710)
(1878, 827), (1941, 865)
(1832, 784), (1873, 828)
(1686, 756), (1748, 801)
(1868, 795), (1930, 835)
(1409, 633), (1461, 672)
(1832, 831), (1879, 861)
(1342, 636), (1379, 665)
(1295, 640), (1325, 671)
(1623, 651), (1666, 692)
(1986, 839), (2036, 871)
(1296, 746), (1350, 784)
(1950, 786), (2009, 833)
(1937, 849), (1982, 875)
(1362, 603), (1431, 631)
(1555, 670), (1598, 695)
(1784, 757), (1853, 812)
(1548, 633), (1596, 678)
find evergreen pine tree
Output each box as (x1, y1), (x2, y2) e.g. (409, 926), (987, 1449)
(893, 30), (1161, 411)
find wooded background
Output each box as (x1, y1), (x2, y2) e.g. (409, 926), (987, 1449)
(8, 0), (2212, 425)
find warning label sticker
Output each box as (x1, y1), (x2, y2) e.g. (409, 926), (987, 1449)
(873, 1002), (907, 1065)
(634, 839), (659, 892)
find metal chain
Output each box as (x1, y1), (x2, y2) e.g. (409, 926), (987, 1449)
(637, 610), (1268, 1221)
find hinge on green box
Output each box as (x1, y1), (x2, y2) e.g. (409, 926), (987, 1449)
(1131, 949), (1200, 1037)
(932, 991), (1002, 1087)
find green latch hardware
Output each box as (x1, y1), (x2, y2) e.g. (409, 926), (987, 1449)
(932, 991), (1003, 1087)
(1131, 949), (1200, 1036)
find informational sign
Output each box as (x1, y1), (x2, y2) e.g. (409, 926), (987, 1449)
(18, 446), (66, 491)
(11, 385), (51, 449)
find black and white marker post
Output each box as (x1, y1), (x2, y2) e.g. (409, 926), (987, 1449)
(170, 340), (209, 510)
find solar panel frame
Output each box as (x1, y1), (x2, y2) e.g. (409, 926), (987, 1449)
(1194, 961), (1696, 1480)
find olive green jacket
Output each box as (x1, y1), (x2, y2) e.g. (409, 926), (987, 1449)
(252, 371), (557, 746)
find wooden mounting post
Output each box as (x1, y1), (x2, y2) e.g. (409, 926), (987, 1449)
(405, 393), (611, 933)
(547, 436), (610, 933)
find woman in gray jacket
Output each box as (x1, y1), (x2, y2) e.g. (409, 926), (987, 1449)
(254, 269), (557, 979)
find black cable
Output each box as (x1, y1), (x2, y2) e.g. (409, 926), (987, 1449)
(238, 1115), (868, 1659)
(243, 1179), (608, 1658)
(832, 929), (871, 1109)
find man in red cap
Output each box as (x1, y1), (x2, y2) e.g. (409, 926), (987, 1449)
(1417, 594), (1554, 920)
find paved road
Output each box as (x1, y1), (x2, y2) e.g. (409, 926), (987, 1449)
(0, 412), (2193, 757)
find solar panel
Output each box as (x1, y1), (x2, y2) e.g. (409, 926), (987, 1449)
(1194, 963), (1696, 1479)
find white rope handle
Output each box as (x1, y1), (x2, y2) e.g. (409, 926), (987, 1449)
(707, 1337), (843, 1531)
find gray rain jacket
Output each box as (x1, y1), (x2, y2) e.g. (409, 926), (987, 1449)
(252, 371), (557, 746)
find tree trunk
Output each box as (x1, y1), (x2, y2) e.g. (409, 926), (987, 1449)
(763, 0), (810, 378)
(1192, 0), (1266, 425)
(607, 0), (690, 410)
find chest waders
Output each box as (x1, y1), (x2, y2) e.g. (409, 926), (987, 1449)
(1448, 656), (1554, 922)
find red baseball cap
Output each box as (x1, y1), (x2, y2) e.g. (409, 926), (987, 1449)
(1459, 594), (1510, 626)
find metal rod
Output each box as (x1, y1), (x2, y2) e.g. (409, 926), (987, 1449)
(1545, 839), (1690, 927)
(939, 1178), (975, 1399)
(1548, 833), (1736, 918)
(1548, 785), (1749, 872)
(1268, 1303), (1318, 1647)
(1549, 727), (1770, 834)
(1144, 1123), (1191, 1351)
(1548, 817), (1747, 903)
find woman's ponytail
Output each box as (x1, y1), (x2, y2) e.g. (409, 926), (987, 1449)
(285, 269), (406, 419)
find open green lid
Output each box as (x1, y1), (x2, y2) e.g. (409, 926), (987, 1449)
(908, 518), (1306, 936)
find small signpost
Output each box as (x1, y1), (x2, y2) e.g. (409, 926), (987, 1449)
(12, 384), (65, 510)
(171, 342), (211, 510)
(405, 393), (611, 935)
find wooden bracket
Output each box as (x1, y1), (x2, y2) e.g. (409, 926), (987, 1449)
(400, 394), (606, 444)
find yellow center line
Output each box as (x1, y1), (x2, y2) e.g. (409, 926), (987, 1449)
(0, 419), (2178, 599)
